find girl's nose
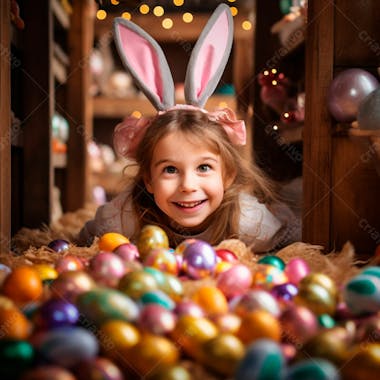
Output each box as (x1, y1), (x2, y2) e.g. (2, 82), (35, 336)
(179, 172), (197, 192)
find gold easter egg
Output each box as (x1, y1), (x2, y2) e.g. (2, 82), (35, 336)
(137, 225), (169, 260)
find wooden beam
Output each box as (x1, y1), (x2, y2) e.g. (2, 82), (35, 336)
(0, 1), (11, 251)
(302, 0), (335, 248)
(65, 0), (95, 210)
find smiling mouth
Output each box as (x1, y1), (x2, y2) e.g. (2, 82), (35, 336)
(174, 200), (206, 208)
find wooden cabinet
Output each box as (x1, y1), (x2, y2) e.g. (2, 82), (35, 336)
(303, 0), (380, 254)
(0, 1), (95, 249)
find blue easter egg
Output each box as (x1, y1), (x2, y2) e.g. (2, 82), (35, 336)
(235, 338), (285, 380)
(48, 239), (70, 253)
(361, 266), (380, 279)
(343, 274), (380, 315)
(285, 358), (340, 380)
(36, 326), (98, 368)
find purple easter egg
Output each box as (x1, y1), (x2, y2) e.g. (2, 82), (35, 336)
(36, 298), (79, 329)
(327, 68), (379, 123)
(182, 240), (217, 279)
(48, 239), (70, 253)
(271, 282), (298, 302)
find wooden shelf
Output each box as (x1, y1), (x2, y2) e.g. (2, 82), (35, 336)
(52, 56), (67, 84)
(52, 0), (70, 30)
(93, 95), (237, 119)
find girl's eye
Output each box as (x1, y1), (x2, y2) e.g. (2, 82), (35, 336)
(198, 164), (211, 172)
(163, 166), (177, 174)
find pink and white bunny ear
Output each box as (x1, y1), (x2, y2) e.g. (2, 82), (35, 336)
(184, 4), (234, 108)
(113, 18), (175, 110)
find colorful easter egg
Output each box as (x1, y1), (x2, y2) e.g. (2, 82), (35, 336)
(35, 298), (79, 329)
(114, 242), (140, 262)
(236, 309), (282, 344)
(175, 238), (198, 255)
(343, 274), (380, 315)
(140, 289), (176, 310)
(19, 365), (76, 380)
(120, 334), (179, 377)
(233, 289), (281, 317)
(175, 299), (205, 318)
(98, 319), (140, 359)
(252, 264), (288, 288)
(89, 252), (126, 287)
(215, 248), (239, 263)
(149, 365), (191, 380)
(285, 358), (340, 380)
(271, 282), (298, 302)
(76, 288), (139, 325)
(33, 264), (58, 282)
(301, 327), (350, 365)
(118, 270), (158, 300)
(341, 343), (380, 380)
(55, 255), (84, 273)
(280, 305), (319, 346)
(50, 270), (96, 303)
(35, 326), (98, 368)
(217, 264), (253, 298)
(144, 247), (179, 275)
(361, 266), (380, 279)
(212, 312), (242, 334)
(235, 339), (285, 380)
(138, 304), (177, 334)
(258, 255), (285, 271)
(171, 315), (218, 359)
(284, 258), (310, 285)
(0, 340), (34, 379)
(137, 225), (169, 260)
(182, 240), (217, 279)
(74, 356), (124, 380)
(200, 333), (245, 376)
(191, 285), (228, 316)
(98, 232), (130, 252)
(1, 265), (43, 305)
(0, 304), (31, 339)
(48, 239), (70, 253)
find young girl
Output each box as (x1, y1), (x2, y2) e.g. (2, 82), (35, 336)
(79, 4), (301, 251)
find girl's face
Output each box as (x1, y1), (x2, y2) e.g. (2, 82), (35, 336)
(145, 131), (229, 229)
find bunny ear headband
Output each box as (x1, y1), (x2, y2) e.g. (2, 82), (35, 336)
(113, 3), (246, 159)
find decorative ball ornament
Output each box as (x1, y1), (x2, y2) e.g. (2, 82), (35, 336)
(327, 68), (379, 123)
(357, 87), (380, 130)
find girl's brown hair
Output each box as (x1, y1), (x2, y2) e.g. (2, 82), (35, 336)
(126, 108), (275, 246)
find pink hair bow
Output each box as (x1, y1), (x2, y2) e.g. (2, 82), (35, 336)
(113, 115), (151, 159)
(208, 107), (246, 146)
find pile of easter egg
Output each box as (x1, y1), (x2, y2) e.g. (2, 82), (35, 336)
(1, 225), (380, 379)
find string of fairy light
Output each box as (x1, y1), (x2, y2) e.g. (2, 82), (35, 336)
(96, 0), (253, 32)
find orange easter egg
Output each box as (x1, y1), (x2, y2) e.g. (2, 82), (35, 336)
(98, 232), (130, 252)
(2, 266), (43, 304)
(191, 285), (228, 316)
(0, 306), (31, 339)
(236, 309), (282, 344)
(99, 319), (140, 359)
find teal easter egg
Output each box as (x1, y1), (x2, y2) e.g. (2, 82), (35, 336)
(76, 288), (139, 325)
(343, 274), (380, 315)
(144, 266), (167, 286)
(235, 338), (285, 380)
(361, 266), (380, 279)
(285, 358), (340, 380)
(258, 255), (286, 271)
(35, 327), (98, 368)
(140, 289), (176, 310)
(0, 340), (34, 378)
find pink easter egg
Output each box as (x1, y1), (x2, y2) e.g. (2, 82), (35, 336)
(175, 300), (205, 318)
(217, 264), (253, 298)
(55, 255), (84, 274)
(114, 243), (140, 262)
(139, 304), (177, 334)
(285, 258), (310, 285)
(89, 252), (126, 287)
